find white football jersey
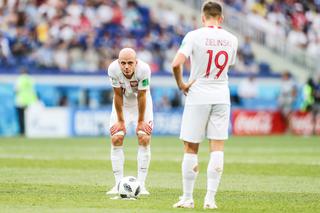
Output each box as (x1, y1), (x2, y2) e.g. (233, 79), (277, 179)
(179, 26), (238, 105)
(108, 59), (152, 107)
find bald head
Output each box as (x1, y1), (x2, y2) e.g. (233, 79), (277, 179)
(118, 48), (137, 61)
(118, 48), (138, 79)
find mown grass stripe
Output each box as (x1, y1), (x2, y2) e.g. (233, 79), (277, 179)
(1, 183), (319, 213)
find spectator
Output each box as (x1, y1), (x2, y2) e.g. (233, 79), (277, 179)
(123, 0), (142, 32)
(238, 75), (259, 101)
(312, 76), (320, 119)
(266, 21), (286, 53)
(83, 32), (99, 72)
(302, 77), (319, 134)
(53, 41), (69, 70)
(306, 37), (320, 61)
(0, 32), (13, 65)
(287, 26), (308, 49)
(58, 94), (68, 106)
(14, 67), (37, 136)
(157, 95), (171, 111)
(170, 90), (182, 108)
(234, 51), (258, 73)
(83, 47), (99, 72)
(301, 78), (315, 112)
(31, 39), (54, 68)
(267, 5), (286, 26)
(278, 71), (297, 130)
(290, 3), (308, 31)
(240, 36), (255, 65)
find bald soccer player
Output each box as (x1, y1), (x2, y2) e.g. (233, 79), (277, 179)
(106, 48), (153, 196)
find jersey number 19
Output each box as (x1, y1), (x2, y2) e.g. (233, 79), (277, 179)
(205, 50), (229, 79)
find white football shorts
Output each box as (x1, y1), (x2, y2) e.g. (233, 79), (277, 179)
(109, 98), (153, 135)
(180, 104), (230, 142)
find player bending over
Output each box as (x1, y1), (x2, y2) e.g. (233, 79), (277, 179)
(106, 48), (153, 196)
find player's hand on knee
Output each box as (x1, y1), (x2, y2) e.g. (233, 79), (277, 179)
(110, 121), (126, 136)
(136, 121), (152, 135)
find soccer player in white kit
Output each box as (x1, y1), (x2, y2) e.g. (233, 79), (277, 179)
(106, 48), (153, 196)
(172, 1), (238, 209)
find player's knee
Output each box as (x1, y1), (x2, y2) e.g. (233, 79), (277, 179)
(138, 134), (150, 147)
(111, 135), (124, 146)
(184, 142), (199, 154)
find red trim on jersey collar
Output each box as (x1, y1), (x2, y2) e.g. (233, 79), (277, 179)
(208, 26), (222, 29)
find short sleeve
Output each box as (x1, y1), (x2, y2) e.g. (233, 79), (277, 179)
(178, 32), (193, 58)
(230, 37), (238, 66)
(138, 64), (151, 90)
(107, 63), (121, 88)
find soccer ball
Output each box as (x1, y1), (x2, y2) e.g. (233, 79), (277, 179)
(118, 176), (141, 198)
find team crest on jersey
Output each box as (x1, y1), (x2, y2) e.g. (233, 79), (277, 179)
(130, 81), (138, 87)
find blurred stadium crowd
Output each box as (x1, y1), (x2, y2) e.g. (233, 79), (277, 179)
(0, 0), (272, 75)
(0, 0), (319, 75)
(226, 0), (320, 61)
(0, 0), (197, 73)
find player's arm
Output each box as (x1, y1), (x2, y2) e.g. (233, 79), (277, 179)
(172, 53), (194, 95)
(172, 52), (188, 94)
(108, 65), (126, 135)
(137, 89), (146, 123)
(110, 87), (126, 135)
(136, 89), (152, 135)
(113, 87), (124, 123)
(172, 53), (186, 88)
(172, 32), (195, 95)
(136, 66), (152, 135)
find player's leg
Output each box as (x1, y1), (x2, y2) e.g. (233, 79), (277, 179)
(137, 131), (151, 195)
(204, 140), (224, 209)
(173, 141), (199, 209)
(136, 97), (153, 195)
(106, 106), (127, 195)
(173, 105), (211, 208)
(204, 104), (230, 209)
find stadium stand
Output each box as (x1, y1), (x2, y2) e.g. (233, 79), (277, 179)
(0, 0), (190, 74)
(0, 0), (280, 76)
(224, 0), (320, 75)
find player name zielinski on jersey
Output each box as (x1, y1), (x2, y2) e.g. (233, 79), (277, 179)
(107, 59), (152, 107)
(179, 26), (238, 105)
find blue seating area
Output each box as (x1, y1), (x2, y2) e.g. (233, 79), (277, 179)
(36, 85), (61, 107)
(1, 81), (303, 111)
(0, 78), (305, 136)
(231, 84), (303, 110)
(0, 84), (19, 136)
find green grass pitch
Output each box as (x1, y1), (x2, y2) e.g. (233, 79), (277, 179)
(0, 136), (320, 212)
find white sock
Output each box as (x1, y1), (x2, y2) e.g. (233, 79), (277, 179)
(137, 145), (151, 186)
(110, 145), (124, 186)
(182, 153), (198, 200)
(206, 151), (224, 202)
